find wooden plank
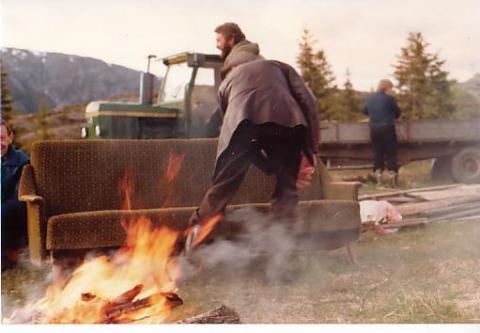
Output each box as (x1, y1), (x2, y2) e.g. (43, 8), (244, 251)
(455, 215), (480, 222)
(359, 184), (461, 201)
(382, 217), (430, 228)
(395, 195), (480, 217)
(386, 196), (421, 204)
(403, 193), (428, 201)
(176, 305), (240, 324)
(426, 202), (480, 217)
(408, 184), (480, 201)
(428, 206), (480, 223)
(383, 210), (480, 229)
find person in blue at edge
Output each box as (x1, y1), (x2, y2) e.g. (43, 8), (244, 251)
(362, 79), (401, 187)
(1, 119), (30, 270)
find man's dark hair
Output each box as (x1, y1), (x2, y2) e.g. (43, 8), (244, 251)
(214, 22), (246, 44)
(1, 119), (13, 135)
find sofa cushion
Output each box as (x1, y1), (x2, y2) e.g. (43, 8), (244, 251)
(46, 207), (195, 250)
(46, 200), (359, 251)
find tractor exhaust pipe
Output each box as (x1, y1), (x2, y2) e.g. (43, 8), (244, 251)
(139, 72), (154, 105)
(139, 55), (156, 105)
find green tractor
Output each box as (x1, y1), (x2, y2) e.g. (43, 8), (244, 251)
(82, 53), (223, 139)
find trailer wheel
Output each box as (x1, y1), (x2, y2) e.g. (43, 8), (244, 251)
(451, 147), (480, 184)
(431, 156), (453, 181)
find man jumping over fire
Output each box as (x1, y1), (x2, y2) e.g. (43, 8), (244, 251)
(183, 23), (319, 253)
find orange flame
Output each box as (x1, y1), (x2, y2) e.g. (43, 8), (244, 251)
(6, 166), (186, 324)
(119, 168), (135, 210)
(162, 151), (185, 207)
(4, 156), (214, 324)
(188, 214), (223, 249)
(165, 151), (185, 185)
(6, 217), (181, 324)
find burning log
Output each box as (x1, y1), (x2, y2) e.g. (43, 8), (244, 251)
(102, 291), (183, 323)
(102, 297), (151, 323)
(176, 305), (240, 324)
(8, 290), (184, 324)
(81, 292), (97, 302)
(105, 284), (144, 307)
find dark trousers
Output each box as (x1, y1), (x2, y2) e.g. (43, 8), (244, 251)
(1, 200), (28, 252)
(189, 122), (304, 226)
(370, 124), (398, 172)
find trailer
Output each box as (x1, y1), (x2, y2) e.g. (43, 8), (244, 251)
(319, 119), (480, 183)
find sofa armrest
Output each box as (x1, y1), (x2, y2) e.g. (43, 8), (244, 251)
(19, 164), (48, 266)
(19, 194), (44, 203)
(19, 164), (39, 198)
(323, 181), (362, 201)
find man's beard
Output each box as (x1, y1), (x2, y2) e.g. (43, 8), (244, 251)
(220, 46), (232, 60)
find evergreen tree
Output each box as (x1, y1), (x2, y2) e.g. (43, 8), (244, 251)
(34, 99), (53, 141)
(334, 69), (362, 121)
(297, 28), (318, 90)
(297, 28), (337, 120)
(1, 61), (15, 122)
(393, 32), (455, 119)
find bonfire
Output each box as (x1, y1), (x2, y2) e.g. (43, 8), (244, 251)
(5, 152), (229, 324)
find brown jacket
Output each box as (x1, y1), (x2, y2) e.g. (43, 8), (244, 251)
(217, 57), (319, 165)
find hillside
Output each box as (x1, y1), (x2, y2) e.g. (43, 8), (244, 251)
(1, 47), (158, 114)
(10, 91), (141, 152)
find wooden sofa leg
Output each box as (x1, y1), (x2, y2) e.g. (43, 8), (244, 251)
(346, 242), (358, 265)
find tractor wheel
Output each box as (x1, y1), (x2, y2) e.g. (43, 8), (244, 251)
(431, 156), (453, 181)
(451, 147), (480, 184)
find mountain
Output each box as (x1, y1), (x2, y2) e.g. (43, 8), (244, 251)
(1, 47), (156, 114)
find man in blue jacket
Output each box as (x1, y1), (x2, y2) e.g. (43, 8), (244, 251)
(362, 79), (401, 187)
(1, 119), (30, 269)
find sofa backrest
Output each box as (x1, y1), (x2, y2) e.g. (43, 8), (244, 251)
(30, 139), (328, 217)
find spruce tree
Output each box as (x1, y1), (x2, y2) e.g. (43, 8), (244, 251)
(334, 69), (362, 121)
(34, 99), (53, 141)
(297, 28), (337, 120)
(297, 28), (318, 90)
(1, 61), (15, 122)
(393, 32), (454, 119)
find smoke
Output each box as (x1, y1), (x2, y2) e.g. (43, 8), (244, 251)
(177, 207), (308, 283)
(1, 249), (54, 320)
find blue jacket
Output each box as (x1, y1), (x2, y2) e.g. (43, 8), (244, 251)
(2, 145), (30, 212)
(362, 92), (401, 128)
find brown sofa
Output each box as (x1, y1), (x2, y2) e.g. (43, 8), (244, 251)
(19, 139), (361, 266)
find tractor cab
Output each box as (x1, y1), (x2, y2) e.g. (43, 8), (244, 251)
(83, 53), (223, 139)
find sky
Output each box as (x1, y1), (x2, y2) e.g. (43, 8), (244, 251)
(1, 0), (479, 91)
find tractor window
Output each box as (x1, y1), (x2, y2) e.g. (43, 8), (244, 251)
(191, 67), (218, 132)
(195, 67), (216, 87)
(159, 62), (193, 104)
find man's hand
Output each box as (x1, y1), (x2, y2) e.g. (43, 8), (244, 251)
(296, 155), (317, 189)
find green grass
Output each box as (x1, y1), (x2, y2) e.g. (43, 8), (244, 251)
(146, 220), (479, 323)
(2, 181), (479, 323)
(2, 220), (479, 323)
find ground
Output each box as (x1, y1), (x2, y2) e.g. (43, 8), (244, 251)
(2, 160), (479, 323)
(175, 219), (480, 323)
